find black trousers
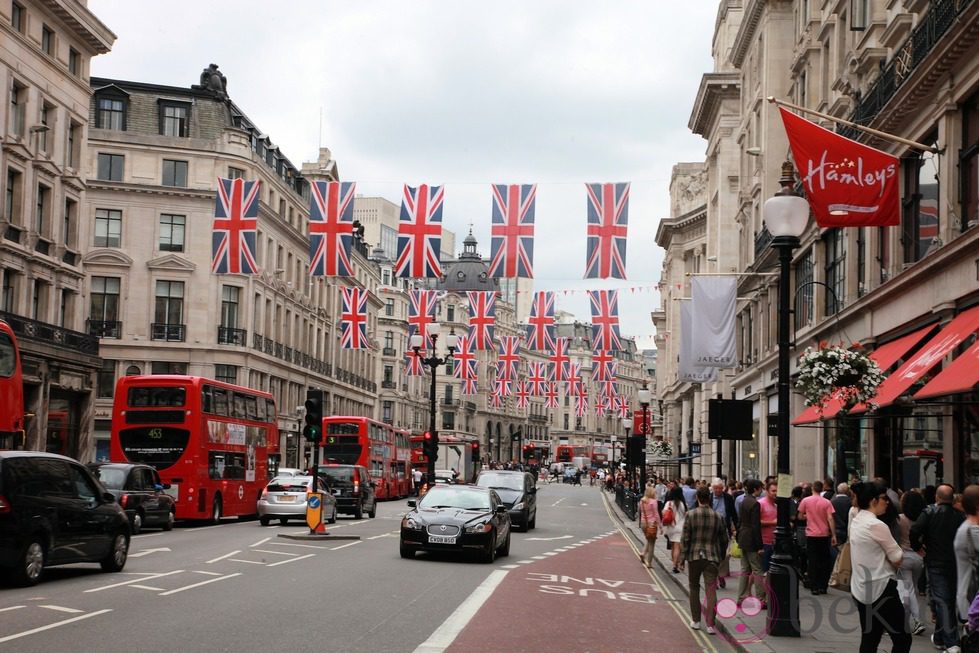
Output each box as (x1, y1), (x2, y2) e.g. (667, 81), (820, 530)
(807, 536), (832, 591)
(854, 579), (911, 653)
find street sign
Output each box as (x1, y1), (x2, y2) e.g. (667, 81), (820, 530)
(690, 442), (702, 456)
(306, 492), (325, 533)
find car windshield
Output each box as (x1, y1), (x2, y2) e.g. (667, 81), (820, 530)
(90, 467), (127, 490)
(476, 473), (524, 491)
(419, 487), (491, 511)
(267, 476), (312, 493)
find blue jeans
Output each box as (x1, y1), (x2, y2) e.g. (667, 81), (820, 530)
(926, 563), (958, 648)
(762, 544), (774, 572)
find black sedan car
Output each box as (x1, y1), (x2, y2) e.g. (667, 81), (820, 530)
(88, 463), (175, 534)
(475, 470), (537, 530)
(400, 485), (511, 563)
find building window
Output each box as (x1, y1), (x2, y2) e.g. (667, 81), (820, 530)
(96, 153), (124, 181)
(159, 214), (185, 252)
(228, 167), (244, 180)
(384, 298), (394, 316)
(9, 82), (26, 138)
(383, 365), (393, 384)
(94, 208), (122, 247)
(31, 279), (47, 321)
(154, 281), (184, 341)
(159, 102), (189, 137)
(442, 412), (455, 430)
(38, 103), (52, 153)
(97, 359), (116, 399)
(11, 2), (24, 32)
(68, 48), (80, 76)
(41, 25), (54, 55)
(95, 96), (126, 130)
(63, 198), (76, 248)
(384, 331), (394, 350)
(215, 365), (237, 385)
(794, 248), (813, 330)
(66, 121), (80, 169)
(5, 168), (22, 225)
(59, 289), (72, 327)
(563, 414), (569, 430)
(1, 269), (16, 312)
(446, 304), (455, 322)
(162, 159), (188, 187)
(221, 285), (240, 327)
(856, 228), (867, 297)
(151, 361), (187, 375)
(963, 93), (979, 232)
(35, 184), (49, 235)
(824, 228), (846, 316)
(90, 276), (120, 323)
(382, 401), (393, 424)
(902, 137), (940, 263)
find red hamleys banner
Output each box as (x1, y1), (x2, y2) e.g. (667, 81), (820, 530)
(779, 107), (899, 228)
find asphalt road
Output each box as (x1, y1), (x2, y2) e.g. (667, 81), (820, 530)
(1, 481), (734, 653)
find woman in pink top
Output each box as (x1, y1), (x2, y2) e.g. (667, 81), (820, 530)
(759, 481), (779, 573)
(638, 484), (661, 568)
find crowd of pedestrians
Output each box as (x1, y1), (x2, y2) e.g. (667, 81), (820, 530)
(628, 473), (979, 653)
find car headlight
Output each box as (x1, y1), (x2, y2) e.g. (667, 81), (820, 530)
(465, 521), (492, 534)
(402, 517), (423, 530)
(512, 502), (525, 511)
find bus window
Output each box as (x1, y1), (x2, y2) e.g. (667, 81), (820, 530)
(265, 399), (275, 424)
(0, 333), (16, 376)
(202, 385), (213, 413)
(256, 396), (267, 422)
(233, 393), (247, 419)
(212, 388), (229, 416)
(244, 395), (258, 421)
(128, 386), (185, 407)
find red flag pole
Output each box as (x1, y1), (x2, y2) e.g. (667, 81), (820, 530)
(767, 96), (940, 153)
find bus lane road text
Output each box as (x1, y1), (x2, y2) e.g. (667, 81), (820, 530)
(524, 572), (671, 603)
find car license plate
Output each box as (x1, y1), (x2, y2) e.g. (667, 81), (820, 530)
(278, 496), (297, 502)
(428, 534), (456, 545)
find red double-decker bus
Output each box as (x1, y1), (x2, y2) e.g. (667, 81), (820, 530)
(322, 417), (411, 500)
(555, 444), (588, 463)
(0, 320), (24, 449)
(409, 432), (481, 483)
(110, 375), (278, 521)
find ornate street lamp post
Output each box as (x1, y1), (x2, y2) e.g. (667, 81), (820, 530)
(410, 323), (458, 487)
(637, 384), (652, 490)
(764, 161), (809, 637)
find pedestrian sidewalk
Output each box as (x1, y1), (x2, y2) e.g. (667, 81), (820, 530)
(604, 489), (936, 653)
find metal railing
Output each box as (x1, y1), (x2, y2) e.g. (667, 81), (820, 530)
(87, 319), (122, 339)
(1, 310), (99, 355)
(217, 326), (247, 345)
(150, 323), (185, 342)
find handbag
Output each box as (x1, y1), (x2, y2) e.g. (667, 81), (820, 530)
(829, 541), (852, 592)
(643, 523), (658, 540)
(729, 540), (742, 559)
(662, 504), (675, 526)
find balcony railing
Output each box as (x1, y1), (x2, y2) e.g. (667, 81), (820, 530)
(151, 323), (186, 342)
(382, 380), (396, 389)
(217, 326), (247, 345)
(34, 237), (50, 256)
(1, 310), (99, 356)
(382, 347), (397, 356)
(87, 319), (122, 339)
(4, 224), (23, 244)
(442, 396), (458, 406)
(754, 226), (773, 259)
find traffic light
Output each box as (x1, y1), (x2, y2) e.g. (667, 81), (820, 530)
(470, 441), (480, 463)
(627, 436), (646, 462)
(303, 389), (325, 443)
(522, 444), (533, 460)
(423, 431), (439, 464)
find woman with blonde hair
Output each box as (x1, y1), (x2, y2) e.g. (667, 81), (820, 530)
(638, 484), (661, 568)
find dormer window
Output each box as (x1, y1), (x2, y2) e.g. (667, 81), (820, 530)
(95, 91), (128, 131)
(159, 100), (190, 137)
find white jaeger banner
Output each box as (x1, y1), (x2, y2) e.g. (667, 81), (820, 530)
(679, 302), (718, 383)
(690, 276), (737, 368)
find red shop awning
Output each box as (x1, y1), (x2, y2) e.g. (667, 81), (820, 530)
(792, 325), (936, 425)
(914, 337), (979, 399)
(851, 304), (979, 413)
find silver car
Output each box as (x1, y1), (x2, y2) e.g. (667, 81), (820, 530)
(257, 475), (337, 526)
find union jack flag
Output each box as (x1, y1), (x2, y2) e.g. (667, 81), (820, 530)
(527, 362), (548, 396)
(212, 177), (261, 274)
(395, 184), (444, 278)
(515, 381), (531, 409)
(575, 392), (588, 418)
(613, 394), (630, 419)
(461, 375), (478, 396)
(525, 291), (555, 352)
(584, 182), (630, 279)
(497, 336), (521, 382)
(594, 395), (608, 417)
(591, 349), (614, 382)
(544, 382), (559, 409)
(339, 287), (369, 349)
(467, 291), (497, 351)
(489, 384), (505, 409)
(567, 364), (584, 397)
(308, 181), (355, 277)
(589, 290), (622, 351)
(406, 289), (438, 376)
(493, 371), (513, 397)
(453, 335), (479, 395)
(488, 183), (536, 278)
(549, 337), (571, 383)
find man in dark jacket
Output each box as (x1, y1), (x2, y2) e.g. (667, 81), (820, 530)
(911, 483), (965, 651)
(737, 479), (766, 606)
(680, 486), (729, 634)
(711, 478), (739, 588)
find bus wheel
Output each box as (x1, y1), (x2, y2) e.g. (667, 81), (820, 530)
(211, 496), (223, 524)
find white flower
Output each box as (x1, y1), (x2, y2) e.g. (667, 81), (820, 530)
(795, 345), (885, 414)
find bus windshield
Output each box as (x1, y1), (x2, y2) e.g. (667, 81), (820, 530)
(118, 426), (190, 470)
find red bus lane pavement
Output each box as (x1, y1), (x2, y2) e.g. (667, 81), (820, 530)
(421, 529), (725, 653)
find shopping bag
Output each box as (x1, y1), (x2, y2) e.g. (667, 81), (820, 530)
(829, 541), (852, 592)
(729, 540), (742, 559)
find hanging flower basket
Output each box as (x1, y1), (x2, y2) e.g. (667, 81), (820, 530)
(795, 343), (886, 414)
(649, 440), (673, 460)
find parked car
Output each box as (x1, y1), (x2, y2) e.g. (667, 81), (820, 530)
(272, 467), (303, 477)
(257, 475), (337, 526)
(475, 470), (537, 530)
(88, 462), (176, 534)
(0, 451), (130, 586)
(400, 484), (511, 563)
(318, 464), (376, 519)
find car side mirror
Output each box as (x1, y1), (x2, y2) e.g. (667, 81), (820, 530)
(407, 499), (416, 508)
(102, 492), (116, 503)
(495, 505), (507, 514)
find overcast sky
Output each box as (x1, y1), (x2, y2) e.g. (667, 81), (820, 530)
(88, 1), (719, 349)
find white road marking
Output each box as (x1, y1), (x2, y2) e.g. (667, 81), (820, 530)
(229, 559), (265, 565)
(38, 605), (83, 614)
(0, 609), (112, 644)
(499, 564), (519, 569)
(413, 569), (509, 653)
(531, 556), (546, 560)
(550, 498), (566, 507)
(192, 570), (223, 576)
(250, 548), (295, 556)
(272, 542), (331, 549)
(267, 553), (315, 567)
(580, 503), (588, 506)
(525, 535), (572, 541)
(159, 573), (241, 596)
(128, 547), (171, 558)
(250, 537), (271, 547)
(330, 541), (362, 551)
(130, 585), (165, 591)
(0, 606), (26, 613)
(206, 550), (241, 564)
(543, 552), (558, 556)
(516, 560), (535, 564)
(367, 533), (391, 540)
(85, 570), (184, 592)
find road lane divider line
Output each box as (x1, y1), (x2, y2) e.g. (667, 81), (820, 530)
(413, 569), (509, 653)
(367, 533), (391, 540)
(192, 570), (223, 576)
(0, 606), (26, 613)
(270, 542), (331, 549)
(206, 550), (241, 564)
(38, 605), (83, 613)
(130, 585), (165, 591)
(230, 558), (265, 565)
(85, 570), (184, 592)
(250, 548), (296, 556)
(329, 541), (362, 551)
(250, 537), (271, 547)
(267, 553), (315, 567)
(0, 609), (112, 644)
(159, 572), (241, 596)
